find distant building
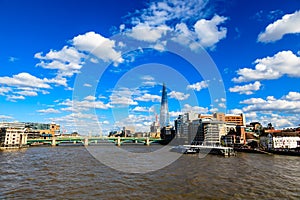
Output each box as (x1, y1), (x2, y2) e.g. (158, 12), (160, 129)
(0, 122), (60, 138)
(0, 127), (28, 149)
(123, 126), (135, 137)
(199, 112), (246, 126)
(150, 120), (160, 138)
(260, 131), (300, 150)
(175, 112), (198, 138)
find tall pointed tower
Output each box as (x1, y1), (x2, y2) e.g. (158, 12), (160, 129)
(159, 83), (169, 128)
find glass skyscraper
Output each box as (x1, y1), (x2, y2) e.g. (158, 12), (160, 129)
(159, 83), (169, 128)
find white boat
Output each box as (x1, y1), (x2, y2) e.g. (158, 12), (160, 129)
(171, 145), (236, 156)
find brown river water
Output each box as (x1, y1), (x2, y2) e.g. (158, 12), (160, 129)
(0, 145), (300, 199)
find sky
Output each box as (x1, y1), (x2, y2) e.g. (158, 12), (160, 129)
(0, 0), (300, 135)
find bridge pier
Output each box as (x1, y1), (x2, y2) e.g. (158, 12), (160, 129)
(117, 136), (121, 146)
(145, 137), (150, 146)
(84, 138), (89, 146)
(52, 138), (56, 146)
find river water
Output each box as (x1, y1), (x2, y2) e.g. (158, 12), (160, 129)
(0, 145), (300, 199)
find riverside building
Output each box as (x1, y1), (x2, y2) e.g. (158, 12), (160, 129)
(0, 123), (28, 149)
(174, 112), (246, 146)
(0, 122), (60, 139)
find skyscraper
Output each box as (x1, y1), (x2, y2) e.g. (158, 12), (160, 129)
(159, 83), (169, 128)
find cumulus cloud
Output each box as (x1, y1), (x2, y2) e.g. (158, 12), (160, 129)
(15, 90), (38, 96)
(127, 23), (170, 42)
(37, 108), (61, 114)
(132, 106), (148, 112)
(84, 95), (96, 101)
(110, 95), (138, 106)
(35, 46), (85, 78)
(72, 31), (124, 65)
(0, 72), (51, 89)
(187, 81), (208, 91)
(135, 93), (161, 102)
(258, 10), (300, 43)
(240, 92), (300, 114)
(284, 91), (300, 101)
(229, 81), (261, 95)
(169, 91), (190, 100)
(232, 51), (300, 82)
(125, 0), (227, 50)
(60, 98), (112, 112)
(193, 15), (228, 48)
(182, 104), (209, 114)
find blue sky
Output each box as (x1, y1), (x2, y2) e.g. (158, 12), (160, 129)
(0, 0), (300, 134)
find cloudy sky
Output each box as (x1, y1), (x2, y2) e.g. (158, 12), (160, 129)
(0, 0), (300, 134)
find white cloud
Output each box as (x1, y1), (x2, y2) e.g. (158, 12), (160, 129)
(169, 91), (190, 100)
(37, 108), (61, 114)
(169, 111), (183, 118)
(84, 95), (96, 101)
(0, 72), (51, 89)
(132, 106), (148, 112)
(6, 95), (25, 101)
(232, 51), (300, 82)
(125, 0), (226, 50)
(141, 75), (154, 81)
(241, 93), (300, 114)
(127, 23), (170, 42)
(228, 108), (243, 115)
(0, 115), (13, 120)
(110, 95), (138, 106)
(60, 98), (112, 112)
(0, 87), (11, 95)
(15, 90), (38, 96)
(102, 120), (110, 125)
(193, 15), (227, 48)
(83, 83), (92, 87)
(130, 0), (209, 26)
(141, 75), (157, 87)
(182, 104), (209, 114)
(258, 10), (300, 43)
(218, 103), (226, 108)
(240, 97), (266, 105)
(284, 91), (300, 101)
(135, 93), (161, 102)
(46, 76), (67, 87)
(72, 31), (124, 65)
(187, 81), (208, 91)
(229, 81), (261, 95)
(35, 46), (85, 78)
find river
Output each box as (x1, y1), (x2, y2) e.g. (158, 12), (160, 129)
(0, 145), (300, 199)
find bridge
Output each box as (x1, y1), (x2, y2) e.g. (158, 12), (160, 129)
(27, 136), (162, 146)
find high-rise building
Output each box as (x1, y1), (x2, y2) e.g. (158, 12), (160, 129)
(159, 83), (169, 128)
(193, 118), (227, 146)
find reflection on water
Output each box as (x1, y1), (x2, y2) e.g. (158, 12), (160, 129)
(0, 146), (300, 199)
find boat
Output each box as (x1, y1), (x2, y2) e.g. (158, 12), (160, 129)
(171, 145), (236, 156)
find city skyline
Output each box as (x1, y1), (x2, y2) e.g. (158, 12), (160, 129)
(0, 0), (300, 134)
